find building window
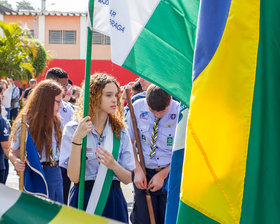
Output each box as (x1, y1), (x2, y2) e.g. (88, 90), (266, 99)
(49, 30), (76, 44)
(92, 31), (110, 45)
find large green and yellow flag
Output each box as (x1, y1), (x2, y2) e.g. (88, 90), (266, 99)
(177, 0), (280, 223)
(0, 184), (120, 223)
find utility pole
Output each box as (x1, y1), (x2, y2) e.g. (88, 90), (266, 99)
(41, 0), (46, 11)
(33, 0), (54, 39)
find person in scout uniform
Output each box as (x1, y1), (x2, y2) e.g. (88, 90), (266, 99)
(9, 80), (64, 203)
(45, 67), (74, 129)
(45, 67), (74, 205)
(126, 84), (179, 224)
(60, 73), (135, 223)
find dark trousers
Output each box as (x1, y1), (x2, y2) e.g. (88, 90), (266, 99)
(130, 169), (167, 224)
(0, 169), (5, 183)
(4, 158), (9, 183)
(5, 108), (10, 120)
(69, 180), (128, 223)
(10, 108), (18, 121)
(60, 166), (71, 205)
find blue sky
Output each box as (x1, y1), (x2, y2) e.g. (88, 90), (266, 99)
(8, 0), (88, 12)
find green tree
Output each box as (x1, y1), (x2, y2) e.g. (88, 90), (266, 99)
(28, 39), (48, 78)
(0, 21), (35, 85)
(0, 0), (12, 9)
(16, 0), (34, 11)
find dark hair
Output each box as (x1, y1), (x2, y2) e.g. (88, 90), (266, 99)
(131, 80), (143, 95)
(45, 67), (68, 80)
(69, 96), (76, 104)
(146, 85), (171, 111)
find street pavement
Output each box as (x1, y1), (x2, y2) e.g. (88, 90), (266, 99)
(6, 161), (134, 222)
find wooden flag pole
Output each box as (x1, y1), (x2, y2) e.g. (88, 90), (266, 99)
(125, 89), (156, 224)
(78, 0), (94, 209)
(19, 113), (27, 190)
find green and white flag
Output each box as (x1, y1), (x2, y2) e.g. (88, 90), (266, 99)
(0, 184), (121, 223)
(92, 0), (200, 106)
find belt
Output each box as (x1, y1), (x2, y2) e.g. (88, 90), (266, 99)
(74, 180), (120, 190)
(41, 160), (59, 167)
(146, 167), (165, 172)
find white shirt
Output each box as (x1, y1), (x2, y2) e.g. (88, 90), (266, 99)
(2, 85), (13, 108)
(126, 99), (179, 169)
(59, 101), (74, 129)
(11, 124), (60, 163)
(1, 105), (7, 118)
(60, 119), (135, 180)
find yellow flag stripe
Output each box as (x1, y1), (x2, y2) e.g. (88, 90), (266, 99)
(49, 206), (112, 224)
(180, 0), (260, 223)
(188, 120), (238, 223)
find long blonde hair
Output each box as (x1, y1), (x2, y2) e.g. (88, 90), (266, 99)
(10, 80), (63, 160)
(73, 73), (125, 138)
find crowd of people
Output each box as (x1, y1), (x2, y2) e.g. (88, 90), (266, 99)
(0, 67), (180, 224)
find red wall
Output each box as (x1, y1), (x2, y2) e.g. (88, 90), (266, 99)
(39, 59), (138, 87)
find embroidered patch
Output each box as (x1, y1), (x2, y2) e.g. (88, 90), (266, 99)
(86, 148), (94, 157)
(169, 114), (177, 120)
(141, 134), (147, 142)
(164, 123), (175, 128)
(3, 127), (9, 136)
(140, 112), (149, 120)
(167, 137), (173, 146)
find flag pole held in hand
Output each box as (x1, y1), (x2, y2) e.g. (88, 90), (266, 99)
(125, 89), (156, 224)
(19, 113), (27, 190)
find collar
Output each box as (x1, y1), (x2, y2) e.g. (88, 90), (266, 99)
(91, 117), (110, 138)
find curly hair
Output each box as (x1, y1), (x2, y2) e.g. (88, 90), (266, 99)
(73, 73), (125, 138)
(10, 80), (63, 161)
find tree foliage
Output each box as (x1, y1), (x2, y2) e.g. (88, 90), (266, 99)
(16, 0), (34, 11)
(0, 21), (48, 85)
(0, 0), (12, 9)
(28, 39), (47, 78)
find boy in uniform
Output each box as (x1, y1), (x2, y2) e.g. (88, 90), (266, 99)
(126, 85), (179, 224)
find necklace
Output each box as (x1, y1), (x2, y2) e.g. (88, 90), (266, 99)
(95, 129), (103, 136)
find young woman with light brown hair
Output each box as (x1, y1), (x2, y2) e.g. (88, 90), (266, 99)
(9, 79), (64, 203)
(60, 73), (135, 223)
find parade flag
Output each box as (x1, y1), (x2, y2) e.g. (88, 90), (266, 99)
(177, 0), (280, 223)
(92, 0), (200, 106)
(165, 104), (188, 224)
(0, 184), (121, 223)
(24, 130), (48, 198)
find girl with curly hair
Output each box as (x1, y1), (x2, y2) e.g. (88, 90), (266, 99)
(9, 79), (64, 203)
(60, 73), (135, 223)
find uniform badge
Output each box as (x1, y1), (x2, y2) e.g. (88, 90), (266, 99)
(169, 114), (177, 120)
(164, 123), (175, 128)
(86, 148), (94, 157)
(3, 128), (9, 136)
(167, 137), (173, 146)
(141, 134), (147, 142)
(63, 108), (67, 112)
(140, 112), (149, 120)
